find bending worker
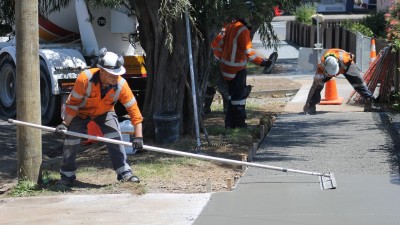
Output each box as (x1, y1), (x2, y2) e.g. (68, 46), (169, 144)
(212, 18), (272, 128)
(55, 48), (144, 187)
(303, 48), (376, 114)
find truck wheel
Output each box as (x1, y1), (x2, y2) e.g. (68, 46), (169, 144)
(40, 60), (61, 125)
(0, 55), (17, 118)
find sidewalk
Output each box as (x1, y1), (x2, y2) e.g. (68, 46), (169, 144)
(194, 76), (400, 225)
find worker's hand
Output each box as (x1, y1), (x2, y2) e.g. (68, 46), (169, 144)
(260, 59), (272, 67)
(132, 137), (143, 151)
(55, 123), (68, 139)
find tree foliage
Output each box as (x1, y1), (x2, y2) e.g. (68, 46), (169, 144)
(0, 0), (296, 137)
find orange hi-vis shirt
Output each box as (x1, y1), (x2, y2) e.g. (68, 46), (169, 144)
(318, 48), (354, 76)
(211, 26), (226, 60)
(65, 68), (143, 125)
(219, 20), (264, 80)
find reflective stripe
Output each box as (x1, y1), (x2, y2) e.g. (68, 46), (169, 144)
(230, 26), (246, 62)
(67, 105), (79, 111)
(338, 51), (348, 70)
(104, 132), (121, 139)
(124, 98), (136, 108)
(248, 54), (257, 61)
(244, 48), (254, 54)
(60, 170), (76, 177)
(113, 79), (126, 103)
(222, 71), (236, 79)
(79, 70), (94, 108)
(64, 138), (81, 146)
(70, 90), (83, 99)
(83, 69), (93, 80)
(116, 165), (131, 175)
(231, 99), (246, 105)
(352, 83), (366, 88)
(221, 58), (247, 67)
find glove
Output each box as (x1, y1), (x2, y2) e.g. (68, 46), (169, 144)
(55, 123), (68, 139)
(260, 59), (272, 67)
(132, 137), (143, 150)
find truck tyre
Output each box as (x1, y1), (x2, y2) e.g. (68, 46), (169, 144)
(0, 56), (61, 125)
(40, 60), (61, 125)
(0, 55), (17, 118)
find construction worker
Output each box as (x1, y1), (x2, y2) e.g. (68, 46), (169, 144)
(54, 48), (143, 187)
(303, 48), (376, 114)
(212, 18), (273, 128)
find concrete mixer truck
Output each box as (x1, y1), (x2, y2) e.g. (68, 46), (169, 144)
(0, 0), (146, 125)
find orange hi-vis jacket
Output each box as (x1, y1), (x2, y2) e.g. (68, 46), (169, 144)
(318, 48), (354, 76)
(219, 20), (264, 80)
(65, 68), (143, 125)
(211, 26), (226, 60)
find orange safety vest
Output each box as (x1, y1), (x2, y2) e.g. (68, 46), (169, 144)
(65, 68), (143, 125)
(219, 20), (264, 80)
(211, 26), (226, 60)
(318, 48), (354, 76)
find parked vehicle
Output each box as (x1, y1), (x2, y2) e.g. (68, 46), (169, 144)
(0, 0), (146, 125)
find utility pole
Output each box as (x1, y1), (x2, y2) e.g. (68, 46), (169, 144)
(15, 0), (42, 182)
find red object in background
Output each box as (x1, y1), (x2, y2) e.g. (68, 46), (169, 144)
(273, 6), (284, 17)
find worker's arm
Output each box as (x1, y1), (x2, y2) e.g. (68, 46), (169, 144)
(63, 113), (74, 127)
(133, 122), (143, 138)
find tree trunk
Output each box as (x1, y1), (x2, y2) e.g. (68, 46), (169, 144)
(15, 0), (42, 183)
(134, 0), (209, 137)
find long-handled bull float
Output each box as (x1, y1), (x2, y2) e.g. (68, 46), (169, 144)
(8, 119), (337, 190)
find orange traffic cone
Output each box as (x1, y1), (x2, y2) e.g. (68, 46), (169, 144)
(82, 121), (103, 145)
(319, 78), (343, 105)
(370, 38), (376, 65)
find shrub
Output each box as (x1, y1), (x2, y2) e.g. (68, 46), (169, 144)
(341, 19), (374, 37)
(293, 3), (316, 26)
(385, 2), (400, 50)
(361, 12), (387, 38)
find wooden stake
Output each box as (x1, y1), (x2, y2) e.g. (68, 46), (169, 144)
(260, 125), (265, 140)
(241, 154), (247, 172)
(206, 178), (212, 193)
(253, 142), (258, 156)
(226, 178), (232, 191)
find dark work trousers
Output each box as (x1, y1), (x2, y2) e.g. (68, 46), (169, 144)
(306, 63), (373, 108)
(225, 69), (247, 128)
(60, 111), (132, 181)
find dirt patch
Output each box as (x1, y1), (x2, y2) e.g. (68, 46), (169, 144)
(3, 76), (301, 196)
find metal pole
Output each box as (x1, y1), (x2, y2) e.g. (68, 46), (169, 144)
(185, 7), (201, 150)
(8, 119), (333, 178)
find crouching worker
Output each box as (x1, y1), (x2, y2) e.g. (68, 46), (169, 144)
(303, 48), (376, 114)
(54, 48), (144, 187)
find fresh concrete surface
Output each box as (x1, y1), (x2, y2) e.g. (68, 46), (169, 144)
(0, 193), (211, 225)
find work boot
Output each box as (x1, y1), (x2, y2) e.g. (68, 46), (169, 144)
(117, 171), (140, 183)
(364, 97), (381, 112)
(303, 105), (316, 115)
(55, 178), (74, 187)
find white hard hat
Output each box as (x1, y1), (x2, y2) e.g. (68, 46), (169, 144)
(324, 56), (339, 76)
(97, 48), (126, 76)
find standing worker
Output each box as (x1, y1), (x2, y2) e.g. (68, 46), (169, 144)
(303, 48), (377, 114)
(55, 48), (144, 187)
(212, 18), (274, 128)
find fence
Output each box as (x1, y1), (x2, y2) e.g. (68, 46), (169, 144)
(286, 20), (387, 72)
